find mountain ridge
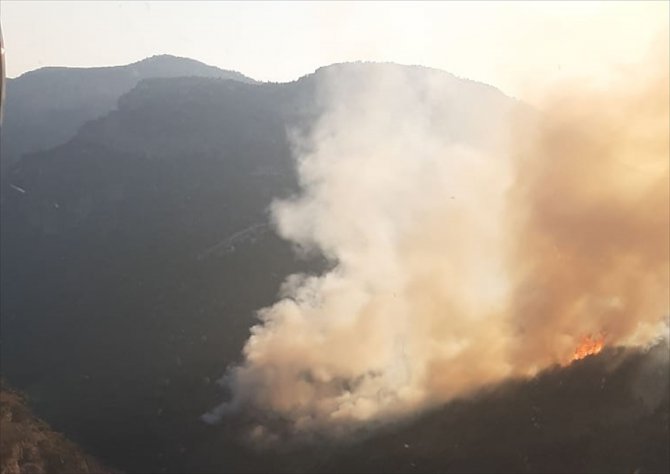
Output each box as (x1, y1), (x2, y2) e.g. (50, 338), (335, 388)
(2, 58), (660, 474)
(0, 54), (254, 170)
(9, 54), (254, 83)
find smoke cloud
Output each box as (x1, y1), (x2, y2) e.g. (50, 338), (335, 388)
(205, 46), (669, 437)
(505, 42), (669, 373)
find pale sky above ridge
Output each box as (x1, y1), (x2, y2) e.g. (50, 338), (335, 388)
(1, 1), (668, 101)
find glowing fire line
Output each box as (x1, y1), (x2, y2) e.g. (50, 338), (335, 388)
(571, 334), (605, 361)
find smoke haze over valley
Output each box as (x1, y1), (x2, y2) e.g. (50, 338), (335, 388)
(0, 3), (668, 473)
(203, 44), (669, 441)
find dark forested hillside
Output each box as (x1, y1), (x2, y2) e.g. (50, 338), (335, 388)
(1, 61), (666, 473)
(314, 344), (669, 474)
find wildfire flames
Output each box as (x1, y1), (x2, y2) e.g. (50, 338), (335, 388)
(571, 335), (605, 361)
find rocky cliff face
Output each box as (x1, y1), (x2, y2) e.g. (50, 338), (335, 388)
(0, 384), (117, 474)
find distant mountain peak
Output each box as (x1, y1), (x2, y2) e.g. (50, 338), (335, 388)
(136, 53), (188, 62)
(124, 54), (255, 83)
(1, 55), (255, 169)
(13, 55), (255, 84)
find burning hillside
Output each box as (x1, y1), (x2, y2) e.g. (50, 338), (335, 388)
(572, 335), (606, 362)
(205, 42), (669, 439)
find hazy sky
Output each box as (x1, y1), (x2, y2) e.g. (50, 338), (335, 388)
(1, 1), (668, 99)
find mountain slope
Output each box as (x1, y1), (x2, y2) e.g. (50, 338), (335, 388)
(313, 344), (669, 474)
(0, 383), (117, 474)
(184, 344), (668, 474)
(0, 55), (254, 170)
(3, 61), (651, 474)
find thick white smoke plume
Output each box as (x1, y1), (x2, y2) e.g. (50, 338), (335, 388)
(205, 50), (669, 436)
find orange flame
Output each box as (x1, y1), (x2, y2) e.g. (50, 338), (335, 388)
(571, 334), (605, 361)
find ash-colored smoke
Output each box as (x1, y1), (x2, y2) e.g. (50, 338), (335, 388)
(205, 46), (669, 436)
(505, 41), (669, 373)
